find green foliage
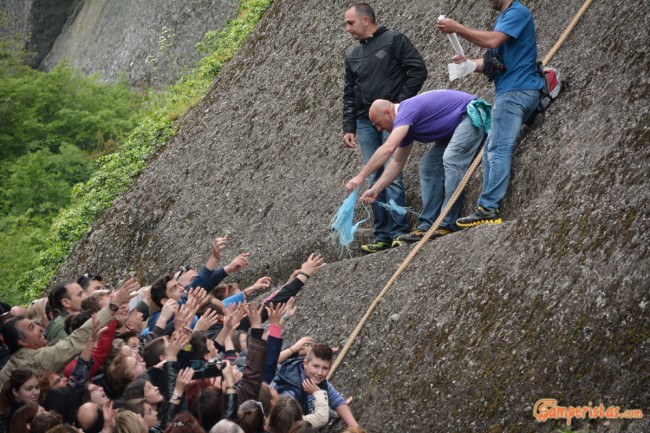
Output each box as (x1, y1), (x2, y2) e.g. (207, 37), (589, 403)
(0, 63), (145, 159)
(9, 0), (274, 305)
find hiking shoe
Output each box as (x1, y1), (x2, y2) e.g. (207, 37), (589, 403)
(398, 227), (453, 243)
(398, 228), (427, 243)
(456, 206), (502, 228)
(391, 239), (406, 248)
(361, 241), (392, 253)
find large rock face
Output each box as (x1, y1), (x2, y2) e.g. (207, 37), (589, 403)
(54, 0), (648, 432)
(1, 0), (238, 86)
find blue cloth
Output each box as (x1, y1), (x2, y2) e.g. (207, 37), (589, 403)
(491, 1), (543, 95)
(477, 89), (539, 210)
(331, 188), (369, 248)
(394, 90), (477, 146)
(467, 98), (492, 133)
(271, 357), (346, 414)
(418, 116), (486, 230)
(357, 118), (409, 242)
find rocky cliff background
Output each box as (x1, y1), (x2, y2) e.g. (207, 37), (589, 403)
(1, 0), (238, 86)
(28, 0), (650, 431)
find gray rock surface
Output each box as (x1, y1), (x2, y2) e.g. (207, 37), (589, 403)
(53, 0), (649, 431)
(0, 0), (80, 67)
(1, 0), (238, 86)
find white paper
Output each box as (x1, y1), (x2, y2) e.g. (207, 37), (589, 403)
(438, 14), (475, 81)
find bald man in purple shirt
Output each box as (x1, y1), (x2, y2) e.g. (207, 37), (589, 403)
(346, 90), (490, 242)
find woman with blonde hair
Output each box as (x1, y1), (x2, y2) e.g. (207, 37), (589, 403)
(113, 410), (147, 433)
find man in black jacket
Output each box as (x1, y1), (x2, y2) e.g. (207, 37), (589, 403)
(343, 2), (428, 253)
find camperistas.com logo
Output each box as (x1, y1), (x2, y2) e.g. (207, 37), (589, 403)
(533, 399), (644, 426)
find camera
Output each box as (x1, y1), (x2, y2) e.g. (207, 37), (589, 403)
(192, 360), (223, 380)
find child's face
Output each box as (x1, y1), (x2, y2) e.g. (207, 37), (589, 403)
(303, 356), (331, 385)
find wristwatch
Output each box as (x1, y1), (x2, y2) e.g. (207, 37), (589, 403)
(109, 302), (119, 312)
(171, 391), (182, 400)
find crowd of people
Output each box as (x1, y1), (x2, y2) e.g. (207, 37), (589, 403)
(0, 237), (367, 433)
(1, 0), (543, 431)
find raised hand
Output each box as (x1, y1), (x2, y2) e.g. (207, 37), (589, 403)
(266, 302), (287, 325)
(112, 278), (140, 306)
(300, 253), (325, 277)
(243, 276), (271, 299)
(188, 286), (209, 306)
(194, 308), (220, 332)
(211, 237), (228, 262)
(244, 302), (265, 329)
(224, 253), (250, 274)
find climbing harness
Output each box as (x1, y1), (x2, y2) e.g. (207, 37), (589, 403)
(328, 0), (595, 380)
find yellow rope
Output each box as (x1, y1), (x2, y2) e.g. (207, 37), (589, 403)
(328, 0), (594, 380)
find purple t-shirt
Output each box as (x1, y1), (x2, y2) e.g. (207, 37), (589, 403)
(394, 90), (476, 147)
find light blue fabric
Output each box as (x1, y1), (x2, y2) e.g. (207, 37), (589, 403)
(331, 188), (370, 249)
(467, 98), (492, 133)
(378, 199), (419, 217)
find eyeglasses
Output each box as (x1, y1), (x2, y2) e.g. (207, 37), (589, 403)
(175, 265), (193, 281)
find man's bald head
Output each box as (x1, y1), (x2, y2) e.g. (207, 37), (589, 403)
(369, 99), (395, 132)
(76, 402), (103, 433)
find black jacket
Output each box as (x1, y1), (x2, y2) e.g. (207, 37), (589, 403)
(343, 26), (428, 133)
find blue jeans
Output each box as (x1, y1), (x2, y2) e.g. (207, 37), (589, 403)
(418, 116), (486, 231)
(357, 118), (409, 242)
(478, 89), (539, 210)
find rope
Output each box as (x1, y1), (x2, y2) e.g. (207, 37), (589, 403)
(328, 0), (594, 380)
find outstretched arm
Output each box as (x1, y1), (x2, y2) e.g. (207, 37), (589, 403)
(346, 125), (409, 192)
(360, 144), (413, 204)
(436, 18), (509, 49)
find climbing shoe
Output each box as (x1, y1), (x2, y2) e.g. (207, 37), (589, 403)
(391, 239), (406, 248)
(398, 227), (452, 243)
(361, 241), (392, 253)
(398, 228), (427, 243)
(456, 207), (502, 228)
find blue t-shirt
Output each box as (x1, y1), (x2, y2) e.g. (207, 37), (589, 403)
(491, 0), (543, 95)
(394, 90), (476, 147)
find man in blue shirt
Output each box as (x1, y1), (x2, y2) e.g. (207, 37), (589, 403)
(345, 90), (490, 240)
(437, 0), (543, 227)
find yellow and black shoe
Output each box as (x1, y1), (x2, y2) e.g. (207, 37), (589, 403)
(361, 241), (392, 253)
(398, 228), (427, 243)
(456, 207), (502, 228)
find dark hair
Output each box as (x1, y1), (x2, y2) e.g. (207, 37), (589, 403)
(30, 411), (63, 433)
(233, 330), (248, 353)
(351, 2), (376, 23)
(197, 301), (226, 319)
(66, 309), (93, 334)
(124, 398), (147, 417)
(48, 284), (72, 314)
(122, 378), (147, 400)
(188, 384), (222, 432)
(116, 330), (139, 345)
(9, 402), (40, 433)
(143, 337), (166, 369)
(151, 275), (173, 309)
(188, 331), (209, 361)
(0, 368), (36, 413)
(44, 387), (79, 424)
(1, 315), (25, 352)
(0, 301), (11, 314)
(257, 383), (273, 416)
(237, 400), (265, 433)
(81, 295), (103, 313)
(210, 283), (240, 301)
(77, 274), (103, 291)
(267, 396), (302, 433)
(163, 412), (204, 433)
(287, 421), (318, 433)
(305, 343), (333, 363)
